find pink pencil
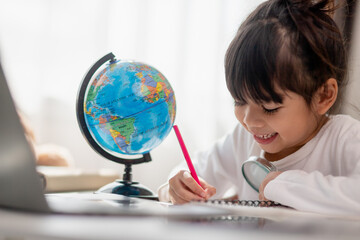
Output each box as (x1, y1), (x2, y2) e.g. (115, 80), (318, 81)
(173, 125), (202, 188)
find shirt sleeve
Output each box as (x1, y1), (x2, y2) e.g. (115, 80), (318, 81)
(264, 169), (360, 216)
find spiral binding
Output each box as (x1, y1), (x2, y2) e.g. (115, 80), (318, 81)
(198, 199), (284, 207)
(191, 215), (262, 223)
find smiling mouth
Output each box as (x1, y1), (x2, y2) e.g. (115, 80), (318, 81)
(255, 133), (277, 140)
(253, 132), (278, 145)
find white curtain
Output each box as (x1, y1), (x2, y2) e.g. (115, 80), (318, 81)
(0, 0), (264, 191)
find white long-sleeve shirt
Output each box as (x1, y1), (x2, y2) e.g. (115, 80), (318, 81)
(161, 114), (360, 216)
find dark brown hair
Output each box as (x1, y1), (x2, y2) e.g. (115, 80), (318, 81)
(225, 0), (346, 107)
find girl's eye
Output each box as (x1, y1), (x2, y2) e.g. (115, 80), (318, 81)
(262, 106), (279, 115)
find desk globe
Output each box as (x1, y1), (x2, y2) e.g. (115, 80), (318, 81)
(76, 53), (176, 199)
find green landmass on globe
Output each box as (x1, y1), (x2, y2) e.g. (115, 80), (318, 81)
(83, 60), (176, 155)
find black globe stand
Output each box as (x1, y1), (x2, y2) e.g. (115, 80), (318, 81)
(95, 154), (158, 200)
(96, 163), (156, 199)
(76, 52), (157, 200)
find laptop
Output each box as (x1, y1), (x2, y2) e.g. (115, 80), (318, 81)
(0, 61), (226, 217)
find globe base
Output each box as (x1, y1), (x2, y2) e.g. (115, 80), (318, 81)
(96, 180), (158, 200)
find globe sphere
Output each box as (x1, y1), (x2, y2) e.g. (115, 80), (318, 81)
(83, 60), (176, 155)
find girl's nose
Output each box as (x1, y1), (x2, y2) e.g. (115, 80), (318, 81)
(243, 106), (264, 128)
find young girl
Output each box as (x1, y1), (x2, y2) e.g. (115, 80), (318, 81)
(158, 0), (360, 216)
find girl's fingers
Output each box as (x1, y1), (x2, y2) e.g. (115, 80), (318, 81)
(168, 170), (218, 204)
(168, 171), (207, 204)
(180, 171), (207, 198)
(171, 180), (205, 202)
(169, 183), (204, 204)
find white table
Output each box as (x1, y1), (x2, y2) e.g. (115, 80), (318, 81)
(1, 207), (359, 240)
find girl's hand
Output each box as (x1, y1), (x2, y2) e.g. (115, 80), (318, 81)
(259, 171), (283, 201)
(168, 170), (216, 204)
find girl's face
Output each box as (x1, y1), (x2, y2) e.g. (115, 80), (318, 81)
(235, 89), (325, 161)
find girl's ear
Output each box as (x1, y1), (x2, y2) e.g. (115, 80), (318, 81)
(313, 78), (338, 115)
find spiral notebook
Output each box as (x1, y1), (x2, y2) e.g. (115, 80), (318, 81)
(189, 199), (325, 221)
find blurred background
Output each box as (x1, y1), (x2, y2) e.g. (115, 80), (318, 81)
(0, 0), (358, 193)
(0, 0), (265, 192)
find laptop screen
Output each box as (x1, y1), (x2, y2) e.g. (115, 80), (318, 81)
(0, 61), (50, 212)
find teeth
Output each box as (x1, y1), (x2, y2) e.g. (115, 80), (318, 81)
(257, 133), (276, 139)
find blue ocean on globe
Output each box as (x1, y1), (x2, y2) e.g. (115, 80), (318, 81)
(83, 60), (176, 155)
